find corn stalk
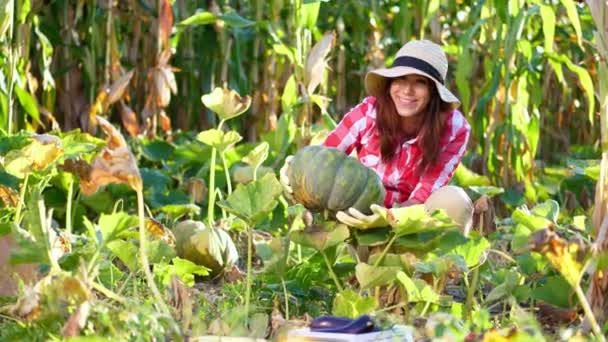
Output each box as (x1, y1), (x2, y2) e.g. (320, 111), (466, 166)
(586, 0), (608, 330)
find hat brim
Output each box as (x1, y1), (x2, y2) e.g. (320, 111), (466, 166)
(365, 66), (460, 106)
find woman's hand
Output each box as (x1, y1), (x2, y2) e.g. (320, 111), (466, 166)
(336, 204), (388, 229)
(279, 156), (294, 195)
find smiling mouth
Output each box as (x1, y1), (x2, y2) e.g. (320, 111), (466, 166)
(396, 97), (417, 105)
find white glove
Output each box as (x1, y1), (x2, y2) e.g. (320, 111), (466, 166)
(336, 204), (389, 229)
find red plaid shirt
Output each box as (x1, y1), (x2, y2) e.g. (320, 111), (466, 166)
(323, 96), (470, 208)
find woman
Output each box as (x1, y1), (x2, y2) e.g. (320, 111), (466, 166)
(282, 40), (473, 232)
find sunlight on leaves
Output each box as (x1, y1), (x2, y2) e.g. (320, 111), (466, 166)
(242, 142), (269, 169)
(154, 257), (209, 287)
(201, 87), (251, 122)
(387, 204), (459, 236)
(196, 129), (242, 152)
(397, 271), (440, 303)
(4, 134), (64, 178)
(528, 228), (583, 288)
(332, 288), (377, 319)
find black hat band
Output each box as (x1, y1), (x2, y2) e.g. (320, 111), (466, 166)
(391, 56), (444, 84)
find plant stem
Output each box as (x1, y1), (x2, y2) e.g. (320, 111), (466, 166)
(244, 224), (253, 321)
(91, 281), (127, 304)
(464, 267), (480, 320)
(38, 199), (61, 272)
(574, 283), (605, 341)
(207, 147), (217, 226)
(6, 0), (15, 135)
(14, 173), (29, 225)
(372, 234), (398, 268)
(281, 277), (289, 320)
(136, 189), (173, 321)
(321, 251), (343, 292)
(221, 151), (232, 195)
(66, 178), (74, 237)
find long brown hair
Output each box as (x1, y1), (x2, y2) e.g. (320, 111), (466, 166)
(376, 78), (453, 173)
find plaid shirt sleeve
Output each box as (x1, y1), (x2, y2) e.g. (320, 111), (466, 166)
(409, 112), (471, 203)
(323, 97), (375, 154)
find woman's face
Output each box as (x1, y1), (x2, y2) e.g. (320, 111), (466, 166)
(389, 74), (432, 118)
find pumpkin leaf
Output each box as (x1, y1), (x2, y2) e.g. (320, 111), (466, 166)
(451, 237), (491, 268)
(242, 142), (269, 170)
(289, 221), (349, 252)
(387, 204), (458, 237)
(196, 129), (242, 153)
(355, 262), (400, 290)
(157, 203), (201, 220)
(512, 206), (552, 231)
(201, 87), (251, 122)
(332, 288), (377, 319)
(217, 173), (282, 225)
(154, 257), (210, 287)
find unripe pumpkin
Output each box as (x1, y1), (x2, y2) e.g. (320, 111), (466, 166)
(287, 146), (385, 214)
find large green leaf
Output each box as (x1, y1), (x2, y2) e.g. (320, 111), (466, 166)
(531, 275), (575, 309)
(142, 139), (175, 162)
(355, 263), (400, 290)
(396, 271), (440, 303)
(96, 212), (138, 244)
(217, 173), (282, 225)
(154, 257), (210, 287)
(451, 237), (490, 268)
(511, 207), (552, 231)
(332, 288), (377, 319)
(530, 200), (560, 223)
(289, 221), (349, 252)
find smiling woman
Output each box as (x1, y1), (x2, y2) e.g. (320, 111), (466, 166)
(281, 40), (474, 231)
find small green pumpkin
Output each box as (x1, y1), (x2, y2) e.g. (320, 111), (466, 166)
(287, 145), (385, 214)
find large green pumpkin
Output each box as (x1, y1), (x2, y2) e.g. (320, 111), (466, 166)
(287, 145), (386, 214)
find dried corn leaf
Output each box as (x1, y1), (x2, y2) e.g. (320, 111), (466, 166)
(106, 70), (135, 107)
(160, 66), (177, 95)
(158, 0), (173, 50)
(305, 31), (335, 94)
(119, 101), (140, 137)
(153, 68), (172, 107)
(159, 109), (172, 133)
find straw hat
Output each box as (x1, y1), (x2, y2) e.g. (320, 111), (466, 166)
(365, 40), (460, 105)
